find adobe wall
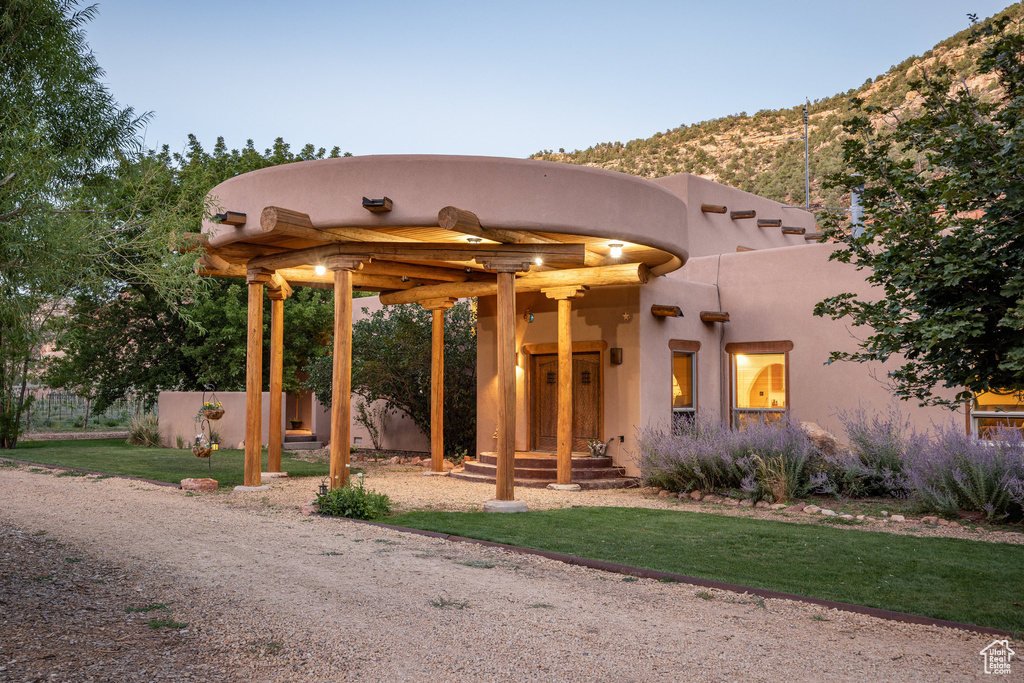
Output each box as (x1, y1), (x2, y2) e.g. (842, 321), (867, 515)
(651, 174), (817, 258)
(475, 286), (641, 471)
(710, 244), (962, 437)
(158, 391), (282, 449)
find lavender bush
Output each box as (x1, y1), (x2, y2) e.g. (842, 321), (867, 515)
(637, 414), (815, 501)
(906, 422), (1024, 521)
(827, 403), (923, 497)
(637, 413), (745, 493)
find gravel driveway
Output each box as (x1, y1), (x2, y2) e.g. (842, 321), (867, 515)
(0, 464), (1013, 681)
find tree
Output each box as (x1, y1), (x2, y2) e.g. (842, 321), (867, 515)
(43, 135), (350, 411)
(814, 16), (1024, 407)
(305, 303), (478, 457)
(1, 1), (200, 447)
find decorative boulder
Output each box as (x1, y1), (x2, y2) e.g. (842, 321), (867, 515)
(181, 478), (218, 492)
(800, 422), (847, 457)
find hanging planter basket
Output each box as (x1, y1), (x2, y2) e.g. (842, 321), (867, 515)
(201, 408), (225, 420)
(192, 444), (212, 459)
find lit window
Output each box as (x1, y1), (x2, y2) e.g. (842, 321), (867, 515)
(672, 351), (696, 425)
(972, 389), (1024, 437)
(732, 352), (787, 429)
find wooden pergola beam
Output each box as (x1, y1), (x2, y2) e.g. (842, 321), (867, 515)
(438, 206), (614, 267)
(731, 210), (756, 220)
(701, 204), (727, 214)
(378, 263), (650, 305)
(246, 241), (585, 272)
(260, 206), (412, 244)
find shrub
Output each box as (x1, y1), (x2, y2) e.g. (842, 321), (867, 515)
(315, 477), (392, 520)
(637, 413), (742, 492)
(827, 403), (921, 497)
(734, 418), (815, 502)
(906, 422), (1024, 521)
(637, 414), (815, 501)
(126, 415), (160, 447)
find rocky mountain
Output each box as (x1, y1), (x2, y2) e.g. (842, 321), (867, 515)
(531, 4), (1021, 210)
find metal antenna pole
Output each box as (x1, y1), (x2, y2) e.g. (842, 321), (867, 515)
(803, 101), (810, 210)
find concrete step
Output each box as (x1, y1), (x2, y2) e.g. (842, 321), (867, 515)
(282, 441), (324, 451)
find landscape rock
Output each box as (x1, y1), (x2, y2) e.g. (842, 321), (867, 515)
(300, 501), (318, 516)
(891, 514), (906, 522)
(755, 501), (771, 509)
(937, 519), (950, 526)
(443, 460), (455, 471)
(658, 490), (671, 498)
(787, 502), (806, 513)
(769, 503), (787, 510)
(820, 509), (837, 517)
(689, 490), (703, 501)
(920, 516), (939, 525)
(803, 505), (821, 514)
(738, 500), (753, 507)
(385, 456), (400, 465)
(800, 422), (847, 456)
(408, 457), (421, 466)
(839, 514), (854, 520)
(180, 478), (218, 492)
(236, 441), (246, 450)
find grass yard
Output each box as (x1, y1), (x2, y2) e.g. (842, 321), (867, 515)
(8, 439), (328, 488)
(389, 506), (1024, 633)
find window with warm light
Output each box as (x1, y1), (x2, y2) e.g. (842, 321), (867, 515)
(972, 389), (1024, 436)
(732, 352), (787, 429)
(672, 352), (695, 423)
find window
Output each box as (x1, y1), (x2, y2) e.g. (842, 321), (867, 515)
(669, 340), (699, 431)
(726, 341), (792, 429)
(972, 389), (1024, 437)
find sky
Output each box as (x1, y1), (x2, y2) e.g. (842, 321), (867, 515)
(84, 0), (1018, 159)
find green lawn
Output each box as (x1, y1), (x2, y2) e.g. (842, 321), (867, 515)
(8, 438), (328, 488)
(389, 506), (1024, 633)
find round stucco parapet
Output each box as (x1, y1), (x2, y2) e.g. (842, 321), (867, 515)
(201, 155), (688, 265)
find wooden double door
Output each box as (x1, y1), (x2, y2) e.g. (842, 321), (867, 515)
(531, 352), (602, 452)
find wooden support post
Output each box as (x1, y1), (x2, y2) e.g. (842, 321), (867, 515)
(421, 298), (457, 473)
(267, 291), (289, 473)
(328, 263), (359, 489)
(244, 277), (264, 487)
(495, 270), (517, 501)
(543, 286), (588, 486)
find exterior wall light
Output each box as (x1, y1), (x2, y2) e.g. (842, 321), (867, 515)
(315, 265), (326, 276)
(534, 257), (543, 266)
(609, 243), (624, 258)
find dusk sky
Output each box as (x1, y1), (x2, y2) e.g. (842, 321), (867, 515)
(85, 0), (1016, 158)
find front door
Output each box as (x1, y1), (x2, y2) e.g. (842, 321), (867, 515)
(532, 352), (601, 451)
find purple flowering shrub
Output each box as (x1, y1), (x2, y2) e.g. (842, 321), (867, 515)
(906, 422), (1024, 521)
(637, 414), (815, 501)
(637, 413), (744, 493)
(827, 403), (923, 497)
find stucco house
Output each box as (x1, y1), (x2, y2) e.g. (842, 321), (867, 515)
(184, 154), (1017, 506)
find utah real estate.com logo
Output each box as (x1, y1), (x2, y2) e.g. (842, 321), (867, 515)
(980, 640), (1015, 675)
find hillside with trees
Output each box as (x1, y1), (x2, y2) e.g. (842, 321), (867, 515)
(531, 4), (1023, 210)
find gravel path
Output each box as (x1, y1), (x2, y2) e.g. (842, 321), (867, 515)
(0, 463), (1015, 681)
